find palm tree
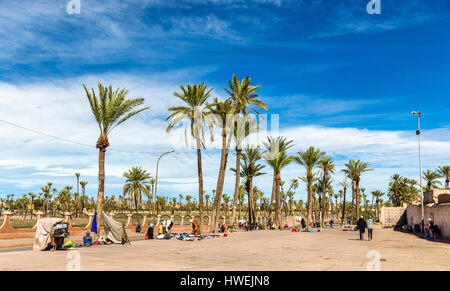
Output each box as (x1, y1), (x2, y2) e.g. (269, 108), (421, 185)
(437, 166), (449, 188)
(230, 116), (259, 225)
(185, 195), (193, 215)
(423, 169), (443, 191)
(79, 181), (88, 214)
(123, 166), (152, 212)
(238, 185), (245, 219)
(85, 82), (149, 234)
(40, 182), (54, 216)
(371, 190), (384, 221)
(208, 97), (236, 231)
(225, 74), (266, 227)
(166, 83), (214, 232)
(263, 137), (295, 228)
(205, 194), (211, 213)
(262, 137), (294, 218)
(224, 74), (266, 117)
(342, 160), (373, 219)
(296, 147), (325, 230)
(318, 157), (335, 226)
(339, 179), (350, 226)
(231, 145), (265, 230)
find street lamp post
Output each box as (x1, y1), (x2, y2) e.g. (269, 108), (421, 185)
(412, 111), (425, 234)
(153, 150), (175, 224)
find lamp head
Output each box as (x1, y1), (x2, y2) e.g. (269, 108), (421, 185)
(412, 111), (417, 115)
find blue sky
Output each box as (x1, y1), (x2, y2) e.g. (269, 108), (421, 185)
(0, 0), (449, 202)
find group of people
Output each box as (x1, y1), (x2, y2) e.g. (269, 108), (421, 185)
(356, 216), (374, 241)
(426, 218), (441, 240)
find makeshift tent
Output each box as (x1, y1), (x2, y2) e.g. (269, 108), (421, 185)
(91, 211), (97, 233)
(102, 212), (130, 244)
(33, 218), (64, 251)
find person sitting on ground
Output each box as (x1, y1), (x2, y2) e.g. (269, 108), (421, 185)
(191, 219), (201, 235)
(301, 218), (306, 229)
(356, 216), (367, 240)
(83, 231), (93, 247)
(432, 225), (441, 239)
(146, 223), (154, 240)
(158, 223), (165, 235)
(136, 224), (141, 233)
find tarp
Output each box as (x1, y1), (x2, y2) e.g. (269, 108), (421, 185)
(91, 211), (97, 233)
(102, 212), (130, 244)
(33, 218), (64, 251)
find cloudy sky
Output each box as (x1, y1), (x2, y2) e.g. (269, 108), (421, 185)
(0, 0), (449, 202)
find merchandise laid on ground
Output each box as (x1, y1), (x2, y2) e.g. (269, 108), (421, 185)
(156, 233), (228, 241)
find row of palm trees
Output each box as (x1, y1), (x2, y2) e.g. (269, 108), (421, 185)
(82, 77), (450, 235)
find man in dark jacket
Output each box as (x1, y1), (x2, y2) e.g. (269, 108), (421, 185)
(356, 216), (367, 240)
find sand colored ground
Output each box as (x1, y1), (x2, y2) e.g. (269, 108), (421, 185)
(1, 228), (449, 271)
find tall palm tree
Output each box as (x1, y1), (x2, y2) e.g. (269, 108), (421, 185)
(225, 74), (265, 226)
(339, 179), (350, 226)
(263, 137), (294, 218)
(296, 147), (325, 230)
(85, 82), (149, 234)
(230, 116), (259, 225)
(123, 166), (152, 212)
(437, 166), (449, 188)
(318, 157), (335, 226)
(423, 169), (443, 191)
(166, 83), (214, 232)
(231, 145), (265, 230)
(208, 97), (236, 231)
(263, 137), (295, 228)
(342, 160), (373, 219)
(79, 181), (88, 213)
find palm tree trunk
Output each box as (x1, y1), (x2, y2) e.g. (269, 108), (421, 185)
(196, 147), (204, 233)
(341, 187), (346, 227)
(275, 173), (282, 228)
(268, 174), (276, 218)
(321, 171), (327, 228)
(351, 183), (355, 223)
(95, 148), (106, 235)
(231, 147), (242, 225)
(248, 177), (256, 230)
(211, 128), (229, 232)
(355, 180), (360, 219)
(306, 174), (313, 231)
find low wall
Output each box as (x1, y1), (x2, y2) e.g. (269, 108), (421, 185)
(406, 203), (450, 240)
(380, 207), (406, 226)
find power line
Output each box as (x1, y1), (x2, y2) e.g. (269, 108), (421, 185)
(0, 118), (161, 156)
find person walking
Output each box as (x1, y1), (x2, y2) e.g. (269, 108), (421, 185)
(356, 216), (367, 240)
(367, 218), (373, 241)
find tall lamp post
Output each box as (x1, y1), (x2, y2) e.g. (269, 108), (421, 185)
(412, 111), (425, 234)
(153, 150), (175, 224)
